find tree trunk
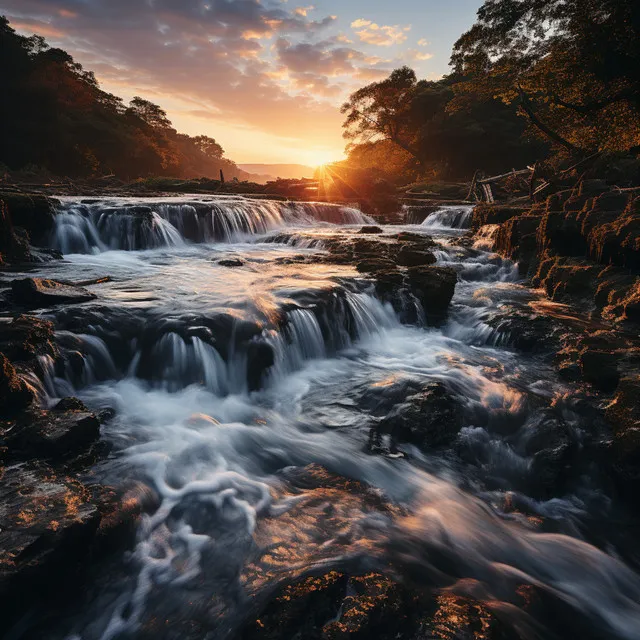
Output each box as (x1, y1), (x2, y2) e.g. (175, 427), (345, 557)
(518, 87), (582, 155)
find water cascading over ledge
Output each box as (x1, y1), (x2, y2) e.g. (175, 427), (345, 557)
(50, 196), (373, 253)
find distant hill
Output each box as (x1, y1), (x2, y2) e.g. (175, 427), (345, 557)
(238, 164), (316, 183)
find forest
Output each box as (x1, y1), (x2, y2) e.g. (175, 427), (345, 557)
(0, 17), (249, 181)
(340, 0), (640, 184)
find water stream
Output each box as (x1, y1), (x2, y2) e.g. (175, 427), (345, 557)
(11, 199), (640, 639)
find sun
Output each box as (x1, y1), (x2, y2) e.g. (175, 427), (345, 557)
(307, 149), (340, 168)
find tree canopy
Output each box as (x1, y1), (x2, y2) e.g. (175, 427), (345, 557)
(0, 16), (247, 180)
(341, 68), (546, 181)
(450, 0), (640, 157)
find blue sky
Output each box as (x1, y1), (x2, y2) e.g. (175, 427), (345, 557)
(2, 0), (483, 163)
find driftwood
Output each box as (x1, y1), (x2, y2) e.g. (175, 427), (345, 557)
(59, 276), (112, 287)
(477, 168), (531, 184)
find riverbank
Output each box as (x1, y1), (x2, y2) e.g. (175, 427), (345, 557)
(1, 192), (640, 639)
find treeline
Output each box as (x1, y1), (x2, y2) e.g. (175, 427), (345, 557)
(341, 0), (640, 183)
(0, 17), (248, 181)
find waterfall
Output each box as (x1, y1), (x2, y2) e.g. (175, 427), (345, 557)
(50, 197), (373, 254)
(421, 205), (474, 230)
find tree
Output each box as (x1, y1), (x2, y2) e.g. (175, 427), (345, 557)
(191, 135), (224, 160)
(341, 69), (546, 181)
(450, 0), (640, 157)
(127, 97), (173, 130)
(341, 67), (421, 161)
(0, 16), (248, 181)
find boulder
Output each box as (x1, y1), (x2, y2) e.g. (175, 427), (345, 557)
(392, 231), (435, 246)
(0, 192), (57, 246)
(523, 411), (575, 495)
(11, 278), (97, 308)
(358, 225), (383, 234)
(359, 376), (423, 416)
(0, 354), (33, 417)
(217, 258), (245, 267)
(374, 381), (461, 451)
(356, 258), (397, 274)
(0, 408), (100, 463)
(0, 315), (57, 362)
(0, 463), (101, 635)
(405, 266), (457, 322)
(396, 245), (437, 267)
(0, 200), (30, 265)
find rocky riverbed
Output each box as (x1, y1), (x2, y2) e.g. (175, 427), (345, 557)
(1, 191), (640, 639)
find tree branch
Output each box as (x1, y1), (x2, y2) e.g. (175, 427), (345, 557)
(518, 86), (582, 155)
(552, 87), (636, 115)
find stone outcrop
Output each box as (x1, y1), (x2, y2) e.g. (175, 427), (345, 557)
(11, 277), (97, 308)
(471, 204), (529, 230)
(0, 192), (57, 246)
(0, 200), (30, 265)
(479, 188), (640, 325)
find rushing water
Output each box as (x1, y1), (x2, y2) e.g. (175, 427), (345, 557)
(8, 198), (640, 639)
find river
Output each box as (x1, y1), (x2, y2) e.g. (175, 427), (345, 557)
(11, 196), (640, 639)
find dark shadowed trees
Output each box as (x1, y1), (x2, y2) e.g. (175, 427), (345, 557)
(0, 16), (247, 181)
(341, 69), (546, 181)
(450, 0), (640, 157)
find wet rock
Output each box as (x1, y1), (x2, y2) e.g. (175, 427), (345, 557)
(587, 197), (640, 270)
(392, 231), (435, 246)
(239, 570), (510, 640)
(358, 225), (383, 234)
(356, 258), (396, 273)
(0, 192), (57, 245)
(0, 408), (100, 463)
(405, 266), (457, 323)
(11, 278), (97, 308)
(0, 315), (57, 363)
(0, 199), (31, 265)
(532, 257), (601, 302)
(0, 462), (115, 636)
(246, 340), (275, 391)
(0, 353), (33, 417)
(403, 204), (439, 224)
(472, 204), (528, 230)
(396, 245), (437, 267)
(579, 349), (620, 392)
(53, 396), (88, 412)
(604, 376), (640, 498)
(494, 214), (543, 275)
(97, 407), (117, 424)
(487, 307), (558, 353)
(217, 258), (245, 267)
(359, 377), (423, 416)
(523, 411), (575, 495)
(374, 381), (461, 451)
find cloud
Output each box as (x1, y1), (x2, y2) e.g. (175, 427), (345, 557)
(294, 5), (314, 17)
(351, 18), (410, 47)
(1, 0), (346, 145)
(5, 1), (432, 160)
(417, 38), (429, 47)
(407, 49), (434, 61)
(275, 38), (365, 75)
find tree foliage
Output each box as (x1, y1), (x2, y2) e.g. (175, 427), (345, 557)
(342, 69), (546, 181)
(450, 0), (640, 157)
(0, 17), (246, 180)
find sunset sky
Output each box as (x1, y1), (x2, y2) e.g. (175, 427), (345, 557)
(2, 0), (482, 165)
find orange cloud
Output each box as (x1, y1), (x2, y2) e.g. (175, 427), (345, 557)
(351, 19), (410, 47)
